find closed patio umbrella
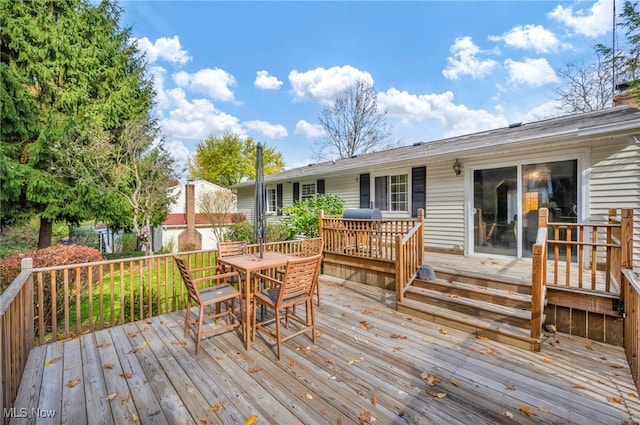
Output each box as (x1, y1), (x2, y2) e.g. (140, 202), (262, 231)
(255, 142), (265, 258)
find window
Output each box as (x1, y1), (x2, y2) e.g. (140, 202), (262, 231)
(266, 187), (277, 213)
(374, 173), (409, 211)
(301, 182), (316, 200)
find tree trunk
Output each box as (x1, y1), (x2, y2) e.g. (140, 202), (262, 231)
(38, 217), (53, 248)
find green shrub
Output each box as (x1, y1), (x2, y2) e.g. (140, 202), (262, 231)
(227, 221), (255, 242)
(281, 194), (345, 237)
(266, 223), (295, 242)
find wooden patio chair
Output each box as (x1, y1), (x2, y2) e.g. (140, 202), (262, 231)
(277, 238), (324, 305)
(251, 254), (322, 360)
(173, 254), (243, 355)
(216, 240), (249, 283)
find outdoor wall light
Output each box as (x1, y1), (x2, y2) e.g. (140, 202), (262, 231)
(453, 159), (462, 176)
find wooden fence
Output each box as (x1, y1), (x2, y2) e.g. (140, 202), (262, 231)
(623, 269), (640, 394)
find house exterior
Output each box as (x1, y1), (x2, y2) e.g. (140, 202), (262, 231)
(161, 180), (237, 252)
(233, 106), (640, 271)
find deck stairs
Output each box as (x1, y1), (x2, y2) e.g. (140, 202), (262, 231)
(397, 266), (542, 351)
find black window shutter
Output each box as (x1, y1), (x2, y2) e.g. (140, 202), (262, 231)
(293, 182), (299, 201)
(317, 179), (325, 194)
(276, 184), (283, 216)
(411, 166), (426, 217)
(359, 173), (370, 208)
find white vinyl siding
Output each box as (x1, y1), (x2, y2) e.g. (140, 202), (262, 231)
(424, 161), (465, 250)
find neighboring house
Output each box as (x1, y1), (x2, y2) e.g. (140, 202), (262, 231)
(161, 180), (238, 252)
(233, 106), (640, 271)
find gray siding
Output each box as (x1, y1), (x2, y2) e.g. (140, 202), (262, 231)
(425, 161), (465, 250)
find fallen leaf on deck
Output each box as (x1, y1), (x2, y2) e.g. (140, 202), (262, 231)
(150, 410), (161, 416)
(341, 312), (347, 317)
(449, 294), (459, 298)
(210, 401), (225, 412)
(45, 357), (61, 367)
(106, 393), (118, 401)
(598, 380), (607, 385)
(128, 342), (148, 354)
(129, 412), (139, 423)
(425, 389), (447, 398)
(200, 420), (207, 425)
(438, 327), (448, 335)
(450, 380), (459, 387)
(518, 405), (537, 416)
(362, 309), (372, 315)
(97, 342), (111, 348)
(371, 395), (378, 405)
(289, 361), (297, 367)
(479, 348), (495, 355)
(348, 357), (364, 365)
(574, 384), (587, 390)
(127, 332), (137, 338)
(585, 344), (594, 350)
(476, 336), (490, 341)
(337, 418), (343, 425)
(391, 334), (407, 339)
(610, 396), (624, 404)
(215, 354), (227, 360)
(423, 338), (435, 344)
(600, 356), (608, 361)
(306, 393), (313, 400)
(64, 365), (74, 371)
(359, 410), (371, 423)
(104, 362), (114, 369)
(360, 321), (373, 330)
(421, 372), (441, 386)
(610, 364), (624, 369)
(245, 415), (257, 425)
(248, 367), (262, 373)
(629, 392), (638, 398)
(66, 378), (81, 388)
(543, 357), (551, 363)
(326, 358), (336, 365)
(505, 384), (516, 391)
(120, 372), (133, 379)
(538, 406), (550, 413)
(122, 394), (131, 403)
(321, 409), (328, 415)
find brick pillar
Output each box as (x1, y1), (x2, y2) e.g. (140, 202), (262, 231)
(178, 183), (202, 252)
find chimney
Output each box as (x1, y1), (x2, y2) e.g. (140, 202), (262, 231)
(178, 183), (202, 251)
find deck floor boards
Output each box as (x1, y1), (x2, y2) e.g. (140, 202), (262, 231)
(10, 277), (640, 425)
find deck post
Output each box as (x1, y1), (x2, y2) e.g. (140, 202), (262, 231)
(621, 209), (634, 269)
(417, 208), (425, 262)
(395, 234), (404, 306)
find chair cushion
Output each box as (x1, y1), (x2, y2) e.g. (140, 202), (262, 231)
(260, 287), (305, 305)
(200, 284), (239, 303)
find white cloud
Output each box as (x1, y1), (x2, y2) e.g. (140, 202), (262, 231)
(173, 68), (236, 102)
(521, 100), (563, 122)
(135, 36), (191, 66)
(159, 87), (244, 141)
(377, 87), (507, 137)
(489, 24), (561, 53)
(442, 36), (499, 80)
(243, 120), (288, 139)
(547, 0), (613, 37)
(288, 65), (374, 103)
(164, 140), (191, 174)
(295, 120), (325, 138)
(504, 58), (559, 86)
(254, 70), (283, 90)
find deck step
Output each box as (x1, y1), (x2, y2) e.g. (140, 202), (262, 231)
(397, 297), (540, 351)
(414, 277), (532, 309)
(431, 265), (532, 294)
(404, 285), (532, 329)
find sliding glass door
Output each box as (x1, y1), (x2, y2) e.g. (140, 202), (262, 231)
(473, 166), (518, 256)
(472, 159), (577, 258)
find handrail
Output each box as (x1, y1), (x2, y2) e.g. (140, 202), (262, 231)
(0, 258), (34, 419)
(531, 222), (548, 347)
(622, 269), (640, 393)
(544, 208), (632, 294)
(395, 222), (424, 304)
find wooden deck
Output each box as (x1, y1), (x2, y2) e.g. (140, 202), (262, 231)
(10, 276), (639, 425)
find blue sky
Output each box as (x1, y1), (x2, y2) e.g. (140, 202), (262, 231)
(120, 0), (619, 176)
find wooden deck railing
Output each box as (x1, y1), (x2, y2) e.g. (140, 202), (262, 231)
(545, 208), (633, 294)
(1, 258), (35, 420)
(531, 209), (549, 348)
(395, 221), (424, 304)
(622, 269), (640, 393)
(320, 210), (423, 261)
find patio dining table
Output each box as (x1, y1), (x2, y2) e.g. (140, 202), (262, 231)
(216, 251), (298, 350)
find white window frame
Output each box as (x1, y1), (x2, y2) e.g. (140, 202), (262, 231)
(300, 181), (316, 201)
(266, 186), (277, 214)
(371, 168), (411, 212)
